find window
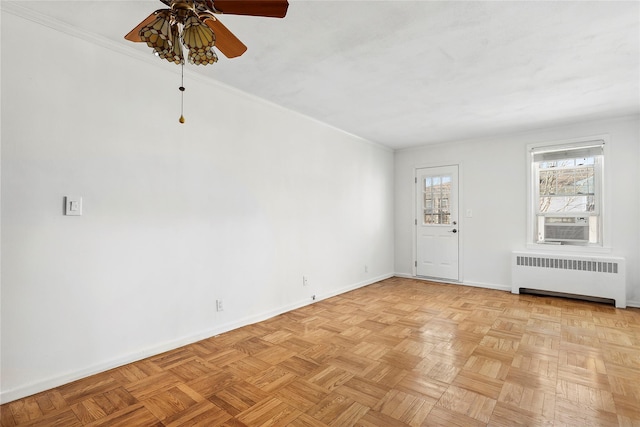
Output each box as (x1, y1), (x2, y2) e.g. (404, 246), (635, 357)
(423, 175), (451, 224)
(530, 139), (605, 246)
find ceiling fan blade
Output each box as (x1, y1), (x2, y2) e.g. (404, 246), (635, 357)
(124, 11), (158, 42)
(211, 0), (289, 18)
(203, 17), (248, 58)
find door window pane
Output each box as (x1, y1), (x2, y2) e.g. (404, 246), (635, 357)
(423, 174), (451, 225)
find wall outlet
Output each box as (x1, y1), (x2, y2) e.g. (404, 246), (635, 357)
(312, 295), (316, 301)
(216, 299), (223, 312)
(303, 276), (308, 286)
(364, 265), (368, 273)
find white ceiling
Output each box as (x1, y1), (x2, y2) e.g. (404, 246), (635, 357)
(8, 0), (640, 149)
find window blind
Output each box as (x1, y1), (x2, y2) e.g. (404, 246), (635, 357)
(532, 140), (604, 162)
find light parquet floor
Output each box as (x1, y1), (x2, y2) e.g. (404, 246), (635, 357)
(2, 277), (640, 426)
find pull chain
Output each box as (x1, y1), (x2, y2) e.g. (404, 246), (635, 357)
(179, 62), (186, 124)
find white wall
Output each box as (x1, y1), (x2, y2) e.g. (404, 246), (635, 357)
(395, 115), (640, 305)
(0, 11), (395, 402)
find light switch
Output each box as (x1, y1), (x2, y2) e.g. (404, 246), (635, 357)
(65, 196), (82, 216)
(465, 209), (473, 218)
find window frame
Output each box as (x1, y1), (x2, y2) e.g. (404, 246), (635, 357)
(422, 174), (452, 225)
(526, 135), (611, 253)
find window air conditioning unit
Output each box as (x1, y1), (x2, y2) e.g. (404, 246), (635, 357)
(544, 216), (589, 242)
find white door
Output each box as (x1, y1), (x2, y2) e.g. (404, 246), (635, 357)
(416, 165), (459, 281)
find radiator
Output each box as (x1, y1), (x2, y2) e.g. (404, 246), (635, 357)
(511, 251), (626, 308)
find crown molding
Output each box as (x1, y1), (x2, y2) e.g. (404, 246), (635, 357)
(1, 1), (162, 68)
(0, 1), (387, 149)
(0, 1), (246, 91)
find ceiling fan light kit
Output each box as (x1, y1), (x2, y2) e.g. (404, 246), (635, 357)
(125, 0), (288, 122)
(139, 10), (183, 64)
(183, 13), (218, 65)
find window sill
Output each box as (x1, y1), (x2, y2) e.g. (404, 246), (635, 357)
(526, 243), (612, 254)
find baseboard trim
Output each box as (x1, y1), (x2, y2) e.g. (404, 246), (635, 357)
(314, 273), (394, 302)
(393, 273), (510, 292)
(0, 273), (393, 404)
(462, 281), (511, 292)
(626, 299), (640, 308)
(395, 273), (638, 308)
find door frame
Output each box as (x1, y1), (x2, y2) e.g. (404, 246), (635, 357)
(413, 162), (464, 283)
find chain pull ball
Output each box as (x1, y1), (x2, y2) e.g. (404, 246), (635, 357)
(179, 62), (186, 124)
(179, 84), (186, 123)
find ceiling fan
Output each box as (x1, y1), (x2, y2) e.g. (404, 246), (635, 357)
(125, 0), (289, 65)
(124, 0), (288, 123)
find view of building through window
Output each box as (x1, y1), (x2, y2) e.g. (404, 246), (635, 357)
(423, 175), (452, 225)
(538, 157), (595, 214)
(532, 142), (603, 245)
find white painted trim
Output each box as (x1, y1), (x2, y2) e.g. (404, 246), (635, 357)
(0, 2), (390, 154)
(525, 134), (611, 251)
(524, 243), (613, 254)
(413, 163), (463, 282)
(396, 273), (635, 306)
(462, 281), (511, 292)
(395, 115), (640, 154)
(402, 275), (510, 293)
(0, 274), (393, 404)
(626, 299), (640, 309)
(314, 273), (395, 302)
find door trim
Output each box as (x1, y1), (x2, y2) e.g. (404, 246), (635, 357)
(412, 163), (464, 283)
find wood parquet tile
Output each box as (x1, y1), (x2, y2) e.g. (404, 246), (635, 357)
(3, 277), (640, 426)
